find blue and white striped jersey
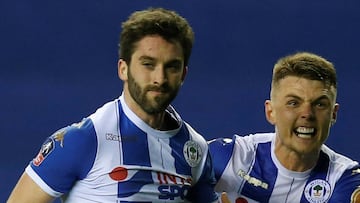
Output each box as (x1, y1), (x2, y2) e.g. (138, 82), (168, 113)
(26, 95), (218, 203)
(209, 133), (360, 203)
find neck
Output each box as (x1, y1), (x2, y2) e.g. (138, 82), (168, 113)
(135, 109), (178, 130)
(274, 139), (319, 172)
(123, 92), (178, 130)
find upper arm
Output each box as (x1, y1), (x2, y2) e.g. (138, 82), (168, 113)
(208, 137), (235, 181)
(186, 152), (219, 202)
(31, 119), (97, 193)
(7, 172), (55, 203)
(9, 118), (98, 200)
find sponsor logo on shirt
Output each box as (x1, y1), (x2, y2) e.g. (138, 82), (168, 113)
(105, 133), (120, 141)
(183, 140), (202, 167)
(304, 179), (331, 203)
(109, 166), (192, 201)
(352, 168), (360, 175)
(237, 169), (268, 189)
(105, 133), (138, 142)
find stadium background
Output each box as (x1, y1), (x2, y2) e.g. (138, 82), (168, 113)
(1, 0), (359, 201)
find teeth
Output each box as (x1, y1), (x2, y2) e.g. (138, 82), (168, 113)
(296, 127), (314, 134)
(297, 133), (312, 139)
(295, 127), (315, 139)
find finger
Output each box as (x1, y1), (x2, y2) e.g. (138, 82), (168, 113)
(221, 192), (231, 203)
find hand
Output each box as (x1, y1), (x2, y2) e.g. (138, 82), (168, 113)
(220, 192), (231, 203)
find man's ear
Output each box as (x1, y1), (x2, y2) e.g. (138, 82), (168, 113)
(331, 103), (340, 126)
(181, 66), (188, 83)
(118, 59), (128, 81)
(265, 100), (276, 125)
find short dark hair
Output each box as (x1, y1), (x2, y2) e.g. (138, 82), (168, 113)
(272, 52), (337, 90)
(119, 7), (194, 66)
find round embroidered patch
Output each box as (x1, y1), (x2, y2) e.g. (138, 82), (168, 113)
(351, 187), (360, 203)
(304, 179), (331, 203)
(183, 140), (202, 167)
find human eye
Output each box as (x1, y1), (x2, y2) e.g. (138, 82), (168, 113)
(141, 60), (155, 69)
(314, 100), (329, 109)
(166, 61), (182, 72)
(167, 65), (181, 72)
(286, 100), (299, 107)
(167, 65), (181, 73)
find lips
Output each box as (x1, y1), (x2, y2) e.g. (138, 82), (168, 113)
(294, 127), (316, 139)
(147, 85), (169, 92)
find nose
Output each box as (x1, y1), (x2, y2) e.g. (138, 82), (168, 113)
(153, 65), (167, 85)
(300, 103), (315, 120)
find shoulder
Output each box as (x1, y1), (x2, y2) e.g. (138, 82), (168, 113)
(89, 98), (119, 123)
(183, 122), (207, 147)
(58, 118), (98, 149)
(34, 118), (98, 167)
(182, 122), (210, 170)
(331, 166), (360, 202)
(321, 145), (360, 202)
(27, 118), (98, 194)
(208, 133), (274, 180)
(322, 145), (359, 172)
(208, 132), (274, 156)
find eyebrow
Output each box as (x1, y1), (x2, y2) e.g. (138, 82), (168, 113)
(139, 55), (155, 61)
(138, 55), (183, 65)
(285, 94), (331, 102)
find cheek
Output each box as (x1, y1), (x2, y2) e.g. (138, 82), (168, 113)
(317, 110), (332, 123)
(168, 74), (184, 85)
(275, 108), (294, 122)
(132, 72), (150, 84)
(276, 117), (290, 128)
(320, 116), (332, 129)
(275, 110), (296, 130)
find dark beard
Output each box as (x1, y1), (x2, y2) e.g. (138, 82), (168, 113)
(127, 71), (179, 114)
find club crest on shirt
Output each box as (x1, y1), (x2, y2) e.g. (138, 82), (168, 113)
(304, 179), (331, 203)
(351, 187), (360, 203)
(183, 140), (202, 167)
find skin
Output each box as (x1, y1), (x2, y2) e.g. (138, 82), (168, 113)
(118, 35), (187, 130)
(7, 172), (54, 203)
(265, 76), (339, 171)
(7, 35), (188, 203)
(221, 192), (231, 203)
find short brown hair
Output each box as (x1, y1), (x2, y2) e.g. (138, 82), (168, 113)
(272, 52), (337, 90)
(119, 7), (194, 66)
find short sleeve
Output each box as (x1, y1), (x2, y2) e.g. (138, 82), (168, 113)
(27, 118), (98, 195)
(208, 136), (235, 181)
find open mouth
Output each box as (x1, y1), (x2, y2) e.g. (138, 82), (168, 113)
(294, 127), (316, 139)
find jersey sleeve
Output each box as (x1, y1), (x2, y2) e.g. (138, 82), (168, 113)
(330, 166), (360, 203)
(26, 118), (98, 196)
(208, 136), (235, 181)
(186, 152), (219, 202)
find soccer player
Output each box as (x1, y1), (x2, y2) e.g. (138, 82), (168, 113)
(209, 52), (360, 203)
(7, 8), (218, 203)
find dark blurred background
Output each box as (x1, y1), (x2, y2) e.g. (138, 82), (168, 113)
(1, 0), (359, 201)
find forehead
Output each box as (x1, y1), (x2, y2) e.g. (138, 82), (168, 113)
(274, 76), (336, 100)
(132, 35), (183, 59)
